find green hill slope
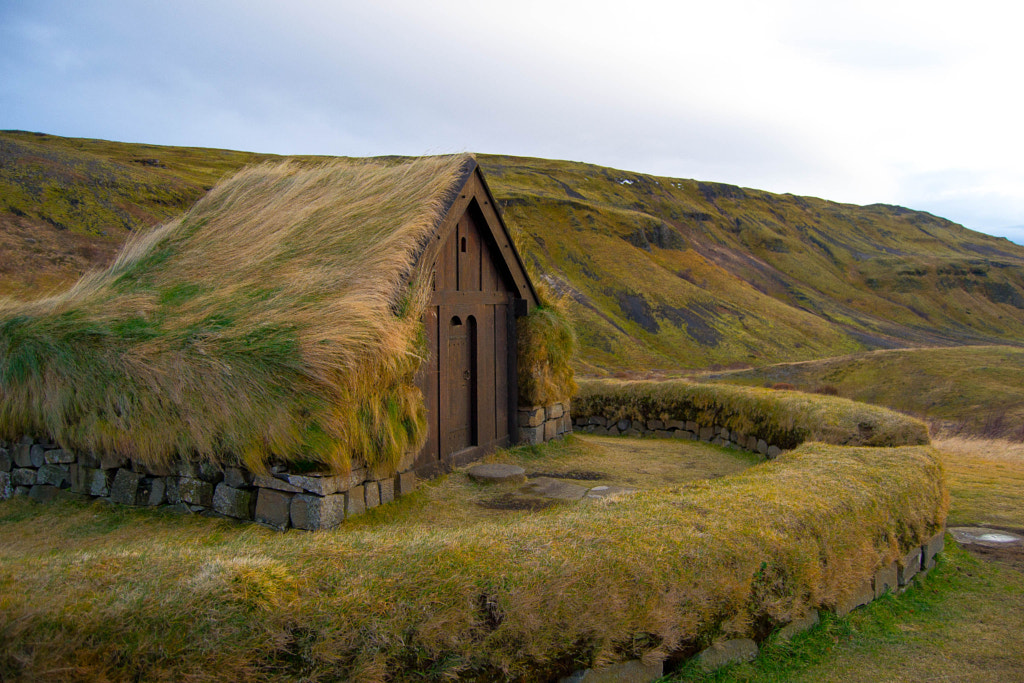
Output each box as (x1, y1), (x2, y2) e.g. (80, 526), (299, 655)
(481, 155), (1024, 371)
(702, 345), (1024, 439)
(3, 131), (1024, 371)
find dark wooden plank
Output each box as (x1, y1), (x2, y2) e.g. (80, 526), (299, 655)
(507, 305), (519, 437)
(477, 305), (495, 446)
(494, 302), (508, 441)
(437, 304), (451, 459)
(457, 213), (482, 292)
(414, 305), (440, 468)
(429, 290), (513, 306)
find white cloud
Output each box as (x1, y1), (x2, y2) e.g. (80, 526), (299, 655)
(1, 0), (1022, 233)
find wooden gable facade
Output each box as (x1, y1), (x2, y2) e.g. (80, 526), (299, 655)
(413, 162), (538, 476)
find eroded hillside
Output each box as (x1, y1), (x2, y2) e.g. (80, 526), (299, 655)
(480, 155), (1024, 370)
(2, 131), (1024, 371)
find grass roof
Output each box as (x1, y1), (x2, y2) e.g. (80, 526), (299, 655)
(0, 154), (475, 474)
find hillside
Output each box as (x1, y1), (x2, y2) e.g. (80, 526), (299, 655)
(3, 130), (1024, 371)
(701, 345), (1024, 439)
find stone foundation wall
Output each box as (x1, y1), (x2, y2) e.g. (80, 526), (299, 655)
(574, 415), (785, 458)
(518, 400), (572, 445)
(0, 435), (416, 531)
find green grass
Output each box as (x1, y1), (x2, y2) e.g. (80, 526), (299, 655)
(663, 543), (1024, 682)
(0, 434), (944, 682)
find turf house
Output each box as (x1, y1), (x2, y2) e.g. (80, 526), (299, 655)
(0, 154), (576, 529)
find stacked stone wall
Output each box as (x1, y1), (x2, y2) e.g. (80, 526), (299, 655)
(573, 414), (785, 458)
(518, 400), (572, 445)
(0, 436), (417, 531)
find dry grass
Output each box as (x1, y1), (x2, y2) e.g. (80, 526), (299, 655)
(0, 156), (474, 474)
(934, 436), (1024, 528)
(517, 284), (578, 406)
(0, 436), (945, 681)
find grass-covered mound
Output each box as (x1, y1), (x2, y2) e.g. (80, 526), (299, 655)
(0, 438), (946, 681)
(705, 345), (1024, 440)
(574, 379), (930, 449)
(0, 155), (475, 474)
(517, 288), (578, 406)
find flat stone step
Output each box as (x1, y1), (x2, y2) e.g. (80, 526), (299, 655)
(584, 485), (638, 499)
(518, 476), (587, 500)
(467, 463), (527, 485)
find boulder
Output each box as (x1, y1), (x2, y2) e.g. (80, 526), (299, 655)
(290, 493), (346, 530)
(213, 483), (256, 519)
(44, 449), (76, 464)
(255, 489), (294, 530)
(110, 469), (143, 506)
(35, 463), (70, 488)
(178, 477), (214, 507)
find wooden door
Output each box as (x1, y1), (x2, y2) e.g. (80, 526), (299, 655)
(446, 315), (477, 452)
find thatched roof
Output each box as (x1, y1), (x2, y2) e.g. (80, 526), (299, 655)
(0, 154), (476, 474)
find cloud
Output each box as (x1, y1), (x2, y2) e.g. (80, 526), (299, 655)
(1, 0), (1021, 233)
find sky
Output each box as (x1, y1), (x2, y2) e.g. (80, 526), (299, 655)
(2, 0), (1023, 243)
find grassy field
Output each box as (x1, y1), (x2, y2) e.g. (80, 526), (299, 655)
(0, 434), (944, 682)
(704, 345), (1024, 440)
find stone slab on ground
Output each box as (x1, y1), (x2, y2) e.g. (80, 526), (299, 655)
(696, 638), (758, 671)
(519, 477), (587, 501)
(560, 659), (663, 683)
(255, 488), (293, 530)
(584, 485), (639, 500)
(467, 463), (527, 485)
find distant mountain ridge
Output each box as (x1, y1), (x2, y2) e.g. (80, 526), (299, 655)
(3, 130), (1024, 371)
